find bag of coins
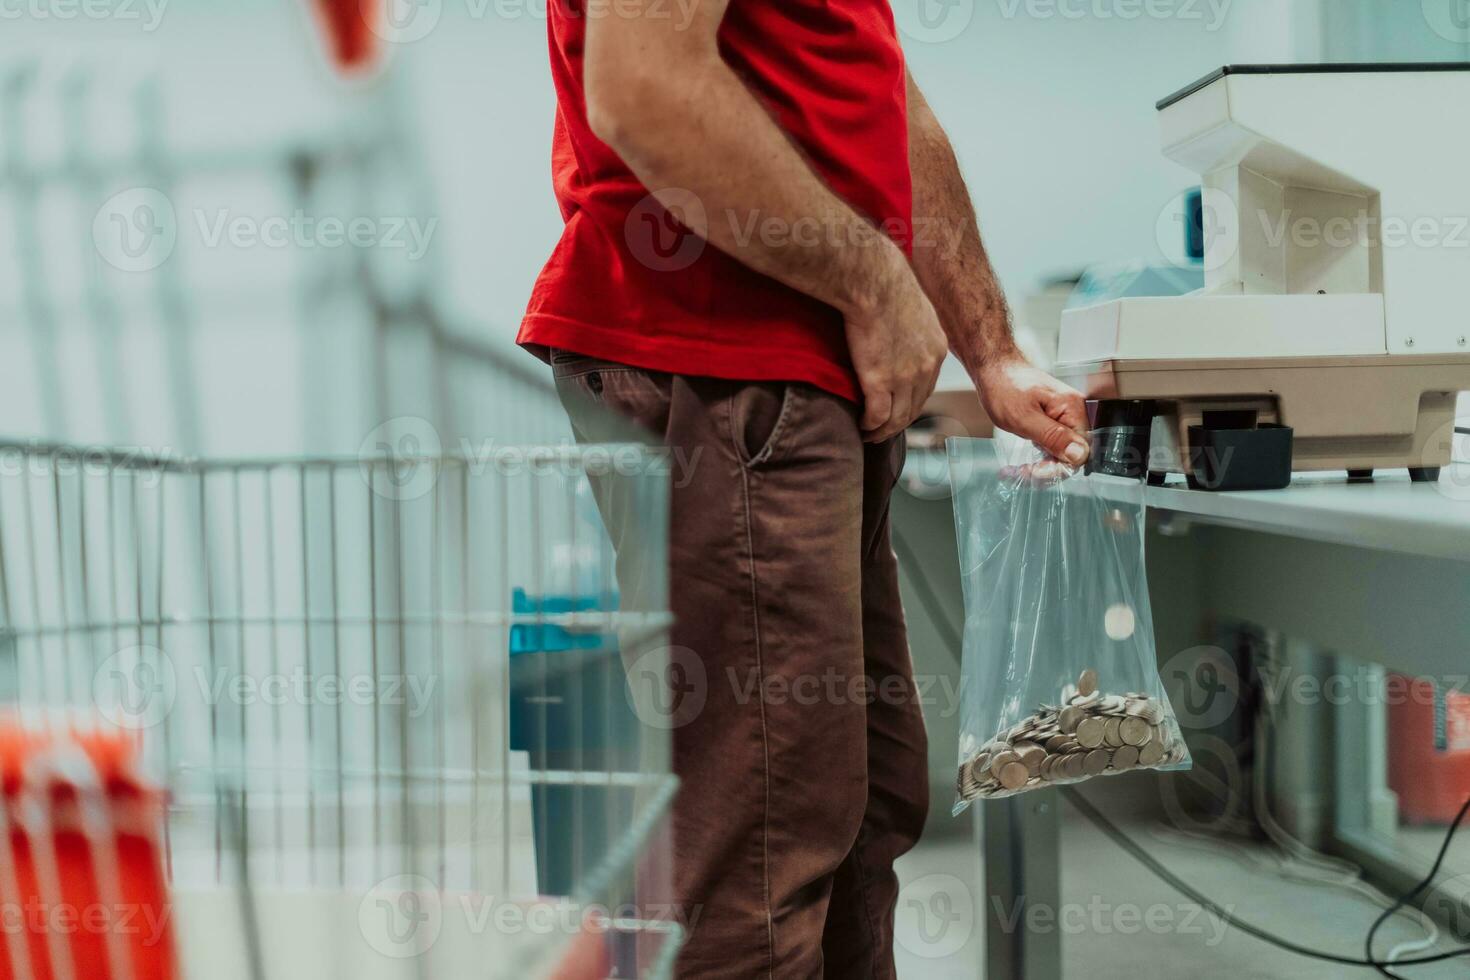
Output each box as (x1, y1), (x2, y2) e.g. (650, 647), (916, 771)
(947, 439), (1192, 806)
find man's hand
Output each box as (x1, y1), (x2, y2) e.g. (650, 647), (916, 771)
(845, 255), (948, 443)
(903, 71), (1094, 459)
(976, 356), (1091, 466)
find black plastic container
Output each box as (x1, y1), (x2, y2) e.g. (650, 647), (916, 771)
(1086, 400), (1157, 479)
(1186, 420), (1293, 491)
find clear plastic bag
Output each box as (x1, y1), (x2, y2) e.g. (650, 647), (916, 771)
(948, 439), (1191, 810)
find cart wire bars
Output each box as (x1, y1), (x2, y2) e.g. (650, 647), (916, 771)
(0, 437), (682, 980)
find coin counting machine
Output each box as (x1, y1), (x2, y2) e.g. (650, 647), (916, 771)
(1056, 64), (1470, 490)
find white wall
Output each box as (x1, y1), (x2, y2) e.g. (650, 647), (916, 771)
(0, 0), (1464, 452)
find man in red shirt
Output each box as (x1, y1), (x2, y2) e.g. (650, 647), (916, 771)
(521, 2), (1091, 976)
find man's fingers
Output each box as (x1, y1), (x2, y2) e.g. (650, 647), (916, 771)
(861, 385), (893, 434)
(1042, 387), (1089, 436)
(916, 365), (941, 415)
(1031, 414), (1090, 466)
(868, 385), (914, 443)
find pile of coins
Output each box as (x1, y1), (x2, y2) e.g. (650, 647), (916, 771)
(958, 668), (1187, 800)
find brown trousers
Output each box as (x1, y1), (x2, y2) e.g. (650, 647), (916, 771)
(552, 351), (929, 979)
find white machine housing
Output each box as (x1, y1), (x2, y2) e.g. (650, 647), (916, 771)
(1057, 64), (1470, 477)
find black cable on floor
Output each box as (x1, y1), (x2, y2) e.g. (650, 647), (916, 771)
(1365, 795), (1470, 978)
(1061, 787), (1470, 969)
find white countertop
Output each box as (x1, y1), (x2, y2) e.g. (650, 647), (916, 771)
(903, 450), (1470, 563)
(1141, 465), (1470, 562)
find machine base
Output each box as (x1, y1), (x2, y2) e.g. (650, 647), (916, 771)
(1060, 353), (1470, 483)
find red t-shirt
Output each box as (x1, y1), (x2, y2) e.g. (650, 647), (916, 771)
(518, 0), (912, 402)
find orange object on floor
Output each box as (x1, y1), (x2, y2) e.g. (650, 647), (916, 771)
(308, 0), (383, 73)
(1387, 675), (1470, 825)
(0, 725), (176, 980)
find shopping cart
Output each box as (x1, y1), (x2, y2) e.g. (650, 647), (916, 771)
(0, 438), (682, 979)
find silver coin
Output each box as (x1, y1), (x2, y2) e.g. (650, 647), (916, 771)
(1111, 745), (1140, 769)
(1120, 717), (1152, 747)
(1076, 717), (1106, 749)
(1138, 740), (1165, 767)
(990, 750), (1021, 778)
(1102, 717), (1125, 748)
(1077, 668), (1099, 697)
(998, 761), (1030, 791)
(1015, 743), (1047, 776)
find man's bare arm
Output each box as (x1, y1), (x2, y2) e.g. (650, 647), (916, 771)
(905, 72), (1090, 464)
(585, 1), (946, 441)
